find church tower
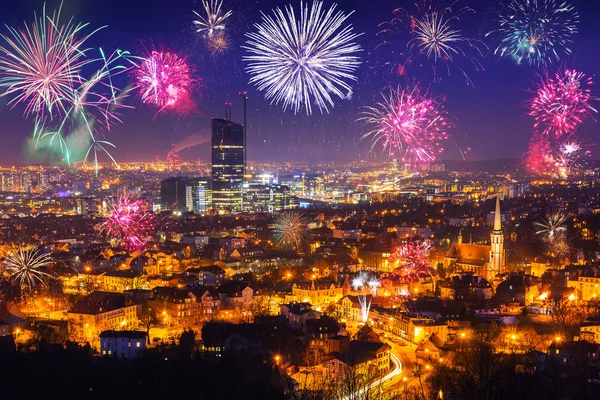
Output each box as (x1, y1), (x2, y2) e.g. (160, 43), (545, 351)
(488, 195), (505, 280)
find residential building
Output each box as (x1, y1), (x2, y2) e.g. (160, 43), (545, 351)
(567, 275), (600, 302)
(67, 291), (140, 347)
(102, 270), (147, 293)
(99, 330), (147, 358)
(288, 280), (346, 310)
(439, 273), (493, 301)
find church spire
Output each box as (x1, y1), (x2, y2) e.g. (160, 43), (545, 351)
(494, 195), (502, 231)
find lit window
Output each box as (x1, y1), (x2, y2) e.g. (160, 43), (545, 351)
(136, 342), (141, 348)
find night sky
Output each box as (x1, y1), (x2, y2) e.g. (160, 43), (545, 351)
(1, 0), (600, 165)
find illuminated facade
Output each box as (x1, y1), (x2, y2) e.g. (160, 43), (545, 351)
(160, 177), (212, 213)
(211, 118), (244, 212)
(567, 275), (600, 302)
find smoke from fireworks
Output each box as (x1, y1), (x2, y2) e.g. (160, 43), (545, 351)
(488, 0), (579, 66)
(376, 1), (486, 86)
(534, 210), (569, 240)
(273, 212), (308, 251)
(243, 0), (362, 115)
(529, 69), (596, 138)
(360, 85), (450, 163)
(135, 50), (192, 113)
(193, 0), (232, 37)
(392, 240), (434, 281)
(0, 4), (137, 171)
(99, 196), (155, 251)
(2, 246), (53, 292)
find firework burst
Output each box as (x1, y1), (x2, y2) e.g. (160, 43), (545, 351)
(360, 85), (450, 163)
(529, 69), (596, 138)
(377, 1), (486, 86)
(525, 131), (589, 178)
(0, 3), (91, 118)
(243, 0), (362, 115)
(135, 50), (192, 113)
(99, 195), (155, 251)
(273, 211), (308, 251)
(548, 236), (572, 262)
(2, 246), (53, 292)
(351, 272), (377, 322)
(207, 32), (231, 56)
(392, 240), (434, 281)
(488, 0), (579, 66)
(0, 4), (137, 171)
(534, 210), (569, 240)
(193, 0), (232, 37)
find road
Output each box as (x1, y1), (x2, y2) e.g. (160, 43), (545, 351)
(343, 353), (402, 400)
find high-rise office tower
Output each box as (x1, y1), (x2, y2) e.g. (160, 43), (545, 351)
(211, 118), (244, 212)
(160, 177), (212, 213)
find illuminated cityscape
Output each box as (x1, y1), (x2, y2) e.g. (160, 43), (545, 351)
(1, 1), (600, 399)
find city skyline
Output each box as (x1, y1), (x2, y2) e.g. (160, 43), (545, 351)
(1, 0), (600, 167)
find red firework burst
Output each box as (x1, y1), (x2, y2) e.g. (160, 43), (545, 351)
(529, 69), (597, 138)
(135, 50), (193, 113)
(98, 195), (155, 251)
(391, 240), (434, 281)
(525, 133), (588, 178)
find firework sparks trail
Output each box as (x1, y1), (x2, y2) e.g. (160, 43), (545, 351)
(392, 240), (434, 281)
(243, 0), (362, 115)
(528, 69), (596, 138)
(2, 246), (53, 292)
(99, 195), (156, 251)
(487, 0), (579, 66)
(273, 211), (308, 251)
(135, 50), (192, 113)
(193, 0), (232, 37)
(360, 85), (450, 164)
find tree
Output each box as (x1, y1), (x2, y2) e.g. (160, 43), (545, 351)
(139, 302), (159, 343)
(552, 298), (574, 333)
(178, 329), (196, 360)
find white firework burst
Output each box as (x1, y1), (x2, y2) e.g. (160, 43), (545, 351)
(411, 12), (466, 62)
(193, 0), (232, 37)
(534, 210), (569, 240)
(243, 0), (362, 115)
(351, 271), (378, 323)
(2, 246), (53, 292)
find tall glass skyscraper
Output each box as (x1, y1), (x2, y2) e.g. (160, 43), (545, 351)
(211, 118), (244, 212)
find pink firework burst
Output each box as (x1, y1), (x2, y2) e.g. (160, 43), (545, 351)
(135, 50), (193, 113)
(99, 195), (155, 251)
(391, 240), (434, 281)
(529, 69), (597, 138)
(361, 85), (450, 163)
